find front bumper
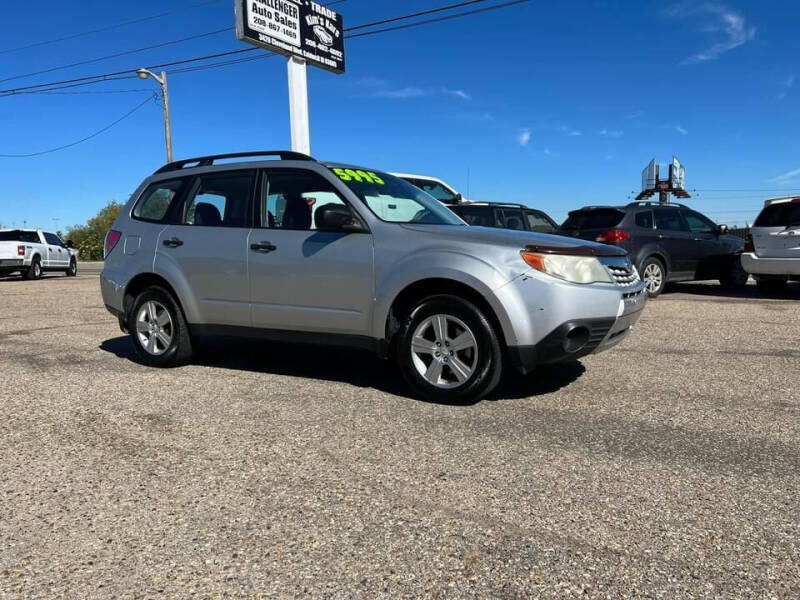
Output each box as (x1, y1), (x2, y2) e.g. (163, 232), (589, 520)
(508, 287), (646, 375)
(741, 253), (800, 276)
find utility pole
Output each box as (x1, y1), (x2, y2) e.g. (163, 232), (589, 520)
(136, 68), (173, 163)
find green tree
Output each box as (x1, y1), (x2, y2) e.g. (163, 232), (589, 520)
(65, 201), (123, 261)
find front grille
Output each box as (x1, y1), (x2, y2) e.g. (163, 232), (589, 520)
(606, 264), (640, 287)
(587, 320), (614, 346)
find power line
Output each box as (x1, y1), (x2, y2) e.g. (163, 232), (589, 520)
(0, 93), (157, 157)
(0, 0), (520, 96)
(0, 0), (221, 56)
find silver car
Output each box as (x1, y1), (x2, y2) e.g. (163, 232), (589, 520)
(101, 151), (646, 402)
(741, 197), (800, 294)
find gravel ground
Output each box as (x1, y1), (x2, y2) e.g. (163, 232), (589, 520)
(1, 270), (798, 599)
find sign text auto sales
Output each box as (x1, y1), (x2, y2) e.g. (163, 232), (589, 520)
(235, 0), (346, 74)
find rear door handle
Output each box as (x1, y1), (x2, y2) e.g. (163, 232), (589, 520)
(163, 238), (183, 248)
(251, 241), (277, 253)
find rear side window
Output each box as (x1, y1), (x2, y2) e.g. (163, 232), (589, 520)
(654, 209), (689, 232)
(497, 208), (525, 230)
(183, 172), (254, 228)
(561, 209), (624, 230)
(635, 211), (654, 229)
(525, 211), (556, 233)
(754, 202), (800, 227)
(133, 180), (185, 223)
(450, 205), (494, 227)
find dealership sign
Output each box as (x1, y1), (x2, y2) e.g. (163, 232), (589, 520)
(235, 0), (345, 74)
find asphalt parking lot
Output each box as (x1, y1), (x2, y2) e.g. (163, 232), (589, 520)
(1, 266), (798, 598)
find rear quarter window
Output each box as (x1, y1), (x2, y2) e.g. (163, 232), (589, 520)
(133, 179), (186, 223)
(635, 211), (654, 229)
(561, 209), (624, 230)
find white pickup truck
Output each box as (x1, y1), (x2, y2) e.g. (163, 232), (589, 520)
(0, 229), (79, 279)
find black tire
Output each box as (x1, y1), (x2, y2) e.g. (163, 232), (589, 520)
(396, 295), (503, 403)
(756, 276), (788, 295)
(720, 255), (749, 289)
(128, 286), (193, 367)
(640, 256), (666, 298)
(65, 259), (77, 277)
(23, 257), (42, 280)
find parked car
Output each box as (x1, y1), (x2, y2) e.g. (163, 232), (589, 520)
(741, 197), (800, 294)
(450, 202), (558, 234)
(0, 229), (78, 279)
(558, 202), (747, 297)
(391, 173), (464, 205)
(101, 151), (646, 403)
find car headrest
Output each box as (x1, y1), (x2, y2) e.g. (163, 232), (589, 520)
(194, 203), (222, 227)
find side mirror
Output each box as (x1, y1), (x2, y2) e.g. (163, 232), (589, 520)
(315, 204), (367, 233)
(66, 240), (74, 248)
(717, 224), (729, 235)
(454, 193), (463, 204)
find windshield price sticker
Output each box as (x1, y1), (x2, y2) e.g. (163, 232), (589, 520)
(333, 168), (385, 185)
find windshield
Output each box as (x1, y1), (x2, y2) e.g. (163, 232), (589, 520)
(561, 209), (624, 230)
(329, 167), (465, 225)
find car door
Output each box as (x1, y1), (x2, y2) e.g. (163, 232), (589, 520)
(154, 170), (254, 327)
(653, 207), (695, 277)
(248, 168), (375, 335)
(43, 232), (66, 268)
(681, 209), (721, 278)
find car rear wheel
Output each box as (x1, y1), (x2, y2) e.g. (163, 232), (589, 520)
(396, 295), (503, 403)
(641, 257), (666, 298)
(756, 276), (788, 295)
(129, 286), (193, 367)
(23, 257), (42, 280)
(720, 255), (748, 289)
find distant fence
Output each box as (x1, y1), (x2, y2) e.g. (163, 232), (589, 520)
(728, 227), (750, 240)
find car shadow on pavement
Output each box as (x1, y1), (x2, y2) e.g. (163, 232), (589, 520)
(99, 336), (586, 405)
(665, 281), (800, 300)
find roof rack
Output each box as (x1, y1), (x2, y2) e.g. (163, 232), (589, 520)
(626, 201), (688, 209)
(155, 150), (315, 174)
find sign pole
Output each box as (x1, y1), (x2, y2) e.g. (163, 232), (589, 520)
(287, 57), (311, 155)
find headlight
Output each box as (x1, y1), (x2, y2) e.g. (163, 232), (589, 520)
(521, 250), (613, 284)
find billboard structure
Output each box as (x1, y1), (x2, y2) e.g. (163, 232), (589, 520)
(635, 156), (690, 204)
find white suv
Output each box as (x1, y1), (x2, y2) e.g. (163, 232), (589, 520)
(741, 197), (800, 293)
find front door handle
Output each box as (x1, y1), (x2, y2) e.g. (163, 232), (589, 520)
(163, 238), (183, 248)
(250, 241), (277, 253)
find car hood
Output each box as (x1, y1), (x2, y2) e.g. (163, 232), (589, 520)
(398, 224), (627, 256)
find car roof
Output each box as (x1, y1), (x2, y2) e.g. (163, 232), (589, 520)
(764, 196), (800, 206)
(454, 202), (536, 210)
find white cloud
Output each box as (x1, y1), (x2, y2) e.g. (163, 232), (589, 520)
(568, 130), (583, 136)
(597, 128), (624, 138)
(676, 125), (689, 135)
(443, 88), (472, 101)
(665, 3), (756, 64)
(361, 81), (472, 101)
(518, 129), (532, 147)
(370, 86), (428, 99)
(777, 74), (795, 100)
(770, 168), (800, 184)
(543, 148), (556, 156)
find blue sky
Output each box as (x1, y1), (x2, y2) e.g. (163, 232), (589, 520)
(1, 0), (799, 231)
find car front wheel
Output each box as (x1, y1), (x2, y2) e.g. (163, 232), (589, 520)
(129, 286), (193, 367)
(641, 257), (666, 298)
(396, 295), (503, 403)
(66, 259), (77, 277)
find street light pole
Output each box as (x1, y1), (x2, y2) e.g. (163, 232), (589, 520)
(136, 68), (173, 163)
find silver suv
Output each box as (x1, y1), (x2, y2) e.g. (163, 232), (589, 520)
(101, 151), (646, 402)
(741, 197), (800, 294)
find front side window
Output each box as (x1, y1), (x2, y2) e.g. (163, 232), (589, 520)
(404, 178), (458, 203)
(654, 209), (688, 232)
(43, 233), (63, 245)
(133, 180), (184, 223)
(497, 208), (525, 230)
(682, 210), (717, 234)
(525, 211), (557, 233)
(183, 172), (253, 228)
(449, 205), (492, 227)
(259, 171), (349, 230)
(330, 168), (464, 225)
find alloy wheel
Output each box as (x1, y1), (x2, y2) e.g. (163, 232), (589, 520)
(643, 263), (663, 294)
(135, 301), (174, 356)
(410, 314), (478, 389)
